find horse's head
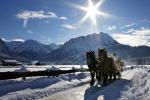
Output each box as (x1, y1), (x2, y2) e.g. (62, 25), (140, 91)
(86, 51), (97, 66)
(98, 48), (107, 61)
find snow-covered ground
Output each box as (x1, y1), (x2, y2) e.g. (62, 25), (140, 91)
(0, 72), (90, 100)
(43, 67), (150, 100)
(0, 66), (150, 100)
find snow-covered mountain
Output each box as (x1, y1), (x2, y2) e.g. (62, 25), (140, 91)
(1, 32), (150, 63)
(47, 43), (62, 50)
(0, 39), (12, 59)
(7, 41), (24, 50)
(11, 40), (54, 60)
(0, 39), (31, 61)
(0, 39), (10, 52)
(2, 39), (61, 61)
(46, 32), (150, 64)
(61, 32), (119, 52)
(46, 32), (121, 64)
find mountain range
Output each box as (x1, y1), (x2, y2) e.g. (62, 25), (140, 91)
(1, 32), (150, 64)
(6, 40), (61, 61)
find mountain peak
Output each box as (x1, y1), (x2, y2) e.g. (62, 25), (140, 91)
(0, 38), (5, 44)
(25, 39), (39, 44)
(87, 32), (112, 39)
(74, 32), (119, 47)
(46, 32), (121, 63)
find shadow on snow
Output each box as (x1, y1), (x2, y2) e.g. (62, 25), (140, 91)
(84, 79), (131, 100)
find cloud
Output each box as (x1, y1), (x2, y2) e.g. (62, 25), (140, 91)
(61, 24), (76, 30)
(125, 28), (135, 33)
(27, 30), (33, 34)
(12, 39), (25, 42)
(141, 19), (150, 23)
(107, 26), (117, 31)
(1, 38), (25, 42)
(112, 28), (150, 46)
(59, 16), (67, 20)
(16, 10), (58, 27)
(120, 23), (135, 29)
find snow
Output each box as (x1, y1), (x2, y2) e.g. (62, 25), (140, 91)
(43, 67), (150, 100)
(14, 65), (30, 72)
(46, 66), (61, 71)
(0, 65), (150, 100)
(0, 72), (90, 100)
(120, 69), (150, 100)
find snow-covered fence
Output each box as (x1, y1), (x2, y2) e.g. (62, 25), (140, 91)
(0, 68), (88, 80)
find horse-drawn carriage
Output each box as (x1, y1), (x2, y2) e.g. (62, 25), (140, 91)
(86, 48), (124, 86)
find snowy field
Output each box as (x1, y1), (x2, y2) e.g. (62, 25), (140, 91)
(0, 65), (88, 72)
(0, 65), (150, 100)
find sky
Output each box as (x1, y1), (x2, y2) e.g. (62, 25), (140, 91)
(0, 0), (150, 46)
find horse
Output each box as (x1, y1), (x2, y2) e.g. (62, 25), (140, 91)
(86, 48), (124, 86)
(114, 58), (124, 79)
(86, 51), (97, 86)
(96, 48), (110, 85)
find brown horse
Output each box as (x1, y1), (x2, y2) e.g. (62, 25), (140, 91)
(96, 48), (110, 85)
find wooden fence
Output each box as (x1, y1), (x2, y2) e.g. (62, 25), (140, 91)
(0, 69), (88, 80)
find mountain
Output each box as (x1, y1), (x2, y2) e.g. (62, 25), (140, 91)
(7, 41), (24, 50)
(46, 32), (150, 64)
(0, 39), (56, 62)
(0, 39), (10, 52)
(0, 39), (30, 62)
(12, 40), (53, 60)
(1, 32), (150, 64)
(45, 32), (121, 64)
(0, 38), (12, 59)
(47, 43), (62, 50)
(5, 39), (61, 61)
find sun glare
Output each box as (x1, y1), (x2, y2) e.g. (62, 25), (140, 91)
(75, 0), (108, 26)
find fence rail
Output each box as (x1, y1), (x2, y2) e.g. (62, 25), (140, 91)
(0, 69), (88, 80)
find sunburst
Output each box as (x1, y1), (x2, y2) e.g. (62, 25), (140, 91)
(74, 0), (108, 26)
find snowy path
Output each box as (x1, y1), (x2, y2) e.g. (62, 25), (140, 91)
(43, 68), (150, 100)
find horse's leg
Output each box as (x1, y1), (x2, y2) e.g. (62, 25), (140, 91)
(89, 69), (93, 86)
(93, 69), (96, 83)
(96, 70), (100, 83)
(106, 73), (108, 84)
(117, 71), (121, 79)
(90, 70), (95, 86)
(103, 73), (108, 86)
(89, 69), (92, 78)
(109, 72), (112, 81)
(113, 72), (116, 80)
(102, 73), (105, 86)
(96, 70), (99, 81)
(99, 71), (102, 83)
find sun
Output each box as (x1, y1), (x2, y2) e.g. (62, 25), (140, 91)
(75, 0), (107, 26)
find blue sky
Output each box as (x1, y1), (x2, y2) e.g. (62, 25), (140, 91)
(0, 0), (150, 46)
